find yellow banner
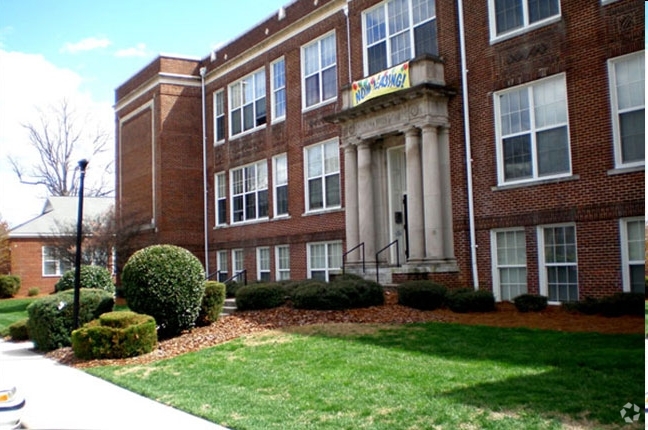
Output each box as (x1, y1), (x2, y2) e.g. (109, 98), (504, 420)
(352, 62), (410, 107)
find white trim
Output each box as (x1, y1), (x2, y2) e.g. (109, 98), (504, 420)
(256, 246), (271, 282)
(301, 30), (338, 111)
(488, 0), (561, 43)
(307, 240), (343, 281)
(272, 153), (289, 218)
(232, 248), (244, 274)
(537, 223), (578, 303)
(213, 89), (226, 145)
(115, 73), (200, 113)
(230, 160), (269, 224)
(607, 51), (645, 169)
(228, 67), (267, 138)
(217, 250), (228, 282)
(303, 138), (342, 213)
(215, 171), (227, 226)
(271, 57), (286, 123)
(275, 245), (291, 281)
(490, 228), (527, 302)
(619, 217), (645, 293)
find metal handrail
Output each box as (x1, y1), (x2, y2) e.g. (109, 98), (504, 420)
(342, 242), (365, 274)
(224, 269), (247, 286)
(206, 269), (221, 281)
(375, 240), (400, 283)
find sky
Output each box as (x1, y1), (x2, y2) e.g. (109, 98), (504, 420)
(0, 0), (288, 228)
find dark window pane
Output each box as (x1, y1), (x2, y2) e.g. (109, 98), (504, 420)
(233, 196), (243, 222)
(258, 190), (268, 218)
(305, 75), (320, 107)
(245, 193), (256, 219)
(260, 272), (271, 282)
(311, 270), (326, 281)
(620, 110), (645, 163)
(322, 67), (337, 101)
(325, 174), (340, 207)
(231, 109), (241, 135)
(256, 97), (266, 126)
(276, 185), (288, 215)
(218, 200), (226, 225)
(529, 0), (559, 24)
(216, 116), (225, 141)
(495, 0), (522, 34)
(368, 42), (387, 75)
(537, 126), (569, 176)
(414, 20), (437, 57)
(503, 134), (531, 180)
(630, 264), (645, 293)
(243, 104), (254, 131)
(309, 178), (323, 209)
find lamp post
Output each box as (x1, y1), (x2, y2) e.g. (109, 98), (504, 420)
(73, 159), (89, 330)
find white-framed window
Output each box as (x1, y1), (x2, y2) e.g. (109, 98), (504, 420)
(620, 217), (645, 293)
(302, 32), (337, 109)
(491, 228), (527, 301)
(214, 89), (225, 143)
(308, 241), (342, 281)
(231, 160), (268, 223)
(273, 153), (289, 217)
(494, 74), (571, 185)
(217, 250), (228, 283)
(256, 247), (271, 282)
(489, 0), (560, 41)
(229, 69), (266, 137)
(232, 249), (244, 275)
(538, 224), (578, 302)
(215, 172), (227, 226)
(608, 51), (645, 168)
(276, 245), (291, 281)
(363, 0), (437, 76)
(271, 58), (286, 121)
(42, 246), (70, 277)
(305, 140), (341, 212)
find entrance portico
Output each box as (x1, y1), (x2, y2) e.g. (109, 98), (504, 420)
(328, 56), (458, 280)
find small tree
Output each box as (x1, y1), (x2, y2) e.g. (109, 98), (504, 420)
(0, 217), (10, 274)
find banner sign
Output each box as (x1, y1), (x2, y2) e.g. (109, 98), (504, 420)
(351, 62), (410, 107)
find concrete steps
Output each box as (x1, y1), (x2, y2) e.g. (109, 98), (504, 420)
(220, 297), (237, 317)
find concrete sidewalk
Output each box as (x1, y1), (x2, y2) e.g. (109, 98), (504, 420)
(0, 340), (229, 430)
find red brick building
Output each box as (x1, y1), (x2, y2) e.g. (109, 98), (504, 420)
(115, 0), (644, 302)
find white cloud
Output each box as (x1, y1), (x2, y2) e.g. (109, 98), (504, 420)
(0, 50), (114, 228)
(60, 36), (112, 54)
(115, 43), (148, 58)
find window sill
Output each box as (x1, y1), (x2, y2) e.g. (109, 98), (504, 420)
(213, 215), (290, 230)
(491, 174), (579, 191)
(489, 15), (562, 45)
(302, 98), (337, 114)
(607, 165), (644, 176)
(302, 207), (344, 217)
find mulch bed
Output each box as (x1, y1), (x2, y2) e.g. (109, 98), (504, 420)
(45, 292), (644, 369)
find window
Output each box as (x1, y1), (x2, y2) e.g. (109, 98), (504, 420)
(620, 218), (645, 293)
(363, 0), (437, 75)
(214, 90), (225, 143)
(495, 74), (570, 184)
(273, 154), (288, 217)
(276, 245), (291, 281)
(308, 241), (342, 281)
(257, 247), (271, 282)
(489, 0), (560, 40)
(231, 161), (268, 223)
(539, 224), (578, 302)
(232, 249), (244, 275)
(305, 140), (341, 212)
(42, 246), (70, 276)
(216, 172), (227, 225)
(302, 32), (337, 109)
(491, 229), (527, 301)
(272, 58), (286, 121)
(608, 51), (645, 168)
(217, 250), (228, 282)
(229, 69), (266, 136)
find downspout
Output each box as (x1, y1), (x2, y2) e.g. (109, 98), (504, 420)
(457, 0), (479, 289)
(343, 1), (351, 84)
(200, 66), (209, 278)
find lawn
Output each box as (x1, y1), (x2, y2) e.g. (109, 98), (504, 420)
(87, 322), (644, 429)
(0, 298), (35, 336)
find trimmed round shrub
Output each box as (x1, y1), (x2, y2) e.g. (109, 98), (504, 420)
(599, 292), (644, 317)
(196, 281), (226, 326)
(55, 265), (115, 294)
(0, 275), (21, 298)
(27, 289), (114, 351)
(398, 280), (447, 310)
(71, 311), (158, 360)
(121, 244), (205, 338)
(513, 294), (548, 312)
(8, 318), (29, 341)
(236, 283), (286, 311)
(292, 279), (385, 310)
(446, 288), (496, 313)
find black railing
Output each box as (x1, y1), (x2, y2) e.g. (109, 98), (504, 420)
(342, 242), (365, 274)
(224, 269), (247, 286)
(375, 240), (400, 283)
(206, 269), (221, 281)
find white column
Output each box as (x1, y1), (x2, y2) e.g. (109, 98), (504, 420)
(438, 126), (455, 259)
(405, 127), (425, 261)
(421, 124), (444, 259)
(344, 143), (360, 261)
(357, 142), (375, 259)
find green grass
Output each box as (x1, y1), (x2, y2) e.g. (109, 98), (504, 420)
(0, 298), (35, 336)
(87, 323), (644, 429)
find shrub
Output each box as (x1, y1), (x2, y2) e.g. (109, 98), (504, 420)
(121, 244), (205, 338)
(71, 311), (158, 360)
(8, 318), (29, 341)
(236, 283), (286, 311)
(27, 289), (114, 351)
(292, 279), (385, 310)
(225, 281), (242, 298)
(55, 265), (115, 294)
(599, 292), (644, 317)
(398, 281), (447, 310)
(513, 294), (548, 312)
(28, 287), (40, 297)
(196, 281), (226, 326)
(446, 289), (495, 313)
(0, 275), (21, 298)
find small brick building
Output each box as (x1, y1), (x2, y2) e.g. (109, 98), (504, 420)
(115, 0), (644, 302)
